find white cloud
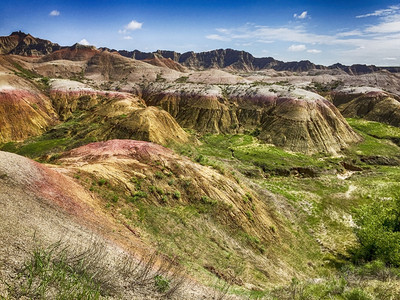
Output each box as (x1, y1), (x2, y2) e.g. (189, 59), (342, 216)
(119, 20), (143, 34)
(294, 11), (308, 19)
(307, 49), (321, 53)
(383, 57), (397, 61)
(216, 28), (230, 34)
(256, 39), (274, 44)
(288, 44), (306, 51)
(365, 20), (400, 33)
(49, 10), (60, 16)
(206, 34), (231, 41)
(79, 39), (90, 46)
(336, 30), (362, 37)
(123, 36), (133, 40)
(125, 20), (143, 31)
(356, 5), (400, 18)
(204, 6), (400, 65)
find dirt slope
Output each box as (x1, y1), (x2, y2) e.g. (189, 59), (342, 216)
(0, 57), (57, 142)
(0, 149), (219, 299)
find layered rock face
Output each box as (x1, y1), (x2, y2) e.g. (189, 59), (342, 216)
(39, 44), (99, 62)
(0, 31), (61, 56)
(336, 89), (400, 127)
(122, 47), (400, 74)
(0, 59), (57, 142)
(49, 79), (190, 145)
(257, 97), (361, 153)
(0, 88), (56, 142)
(143, 84), (362, 154)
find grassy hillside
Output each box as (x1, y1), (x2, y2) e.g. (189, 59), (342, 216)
(2, 115), (400, 298)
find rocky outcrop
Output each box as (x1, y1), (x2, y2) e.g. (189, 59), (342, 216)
(0, 31), (61, 56)
(0, 59), (57, 142)
(0, 89), (57, 142)
(338, 91), (400, 127)
(143, 83), (362, 154)
(124, 48), (325, 72)
(106, 106), (190, 145)
(142, 55), (187, 72)
(40, 44), (99, 62)
(49, 79), (190, 145)
(257, 97), (361, 154)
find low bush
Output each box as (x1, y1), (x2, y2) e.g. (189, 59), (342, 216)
(352, 196), (400, 266)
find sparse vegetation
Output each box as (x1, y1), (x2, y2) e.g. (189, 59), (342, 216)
(175, 76), (189, 83)
(6, 241), (109, 299)
(4, 240), (186, 299)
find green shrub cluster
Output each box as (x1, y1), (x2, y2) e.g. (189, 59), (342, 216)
(353, 196), (400, 266)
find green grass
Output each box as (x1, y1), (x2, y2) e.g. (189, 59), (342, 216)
(0, 110), (97, 161)
(0, 138), (71, 160)
(6, 242), (106, 299)
(347, 118), (400, 140)
(197, 133), (337, 174)
(346, 118), (400, 157)
(11, 62), (39, 80)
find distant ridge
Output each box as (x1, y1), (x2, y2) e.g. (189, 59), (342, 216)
(122, 48), (400, 74)
(1, 31), (400, 74)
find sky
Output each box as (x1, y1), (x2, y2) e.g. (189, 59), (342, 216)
(1, 0), (400, 66)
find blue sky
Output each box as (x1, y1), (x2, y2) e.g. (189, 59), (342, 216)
(1, 0), (400, 66)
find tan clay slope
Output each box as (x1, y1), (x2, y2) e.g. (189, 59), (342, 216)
(0, 150), (139, 297)
(0, 150), (143, 249)
(143, 83), (362, 154)
(60, 139), (278, 239)
(58, 140), (304, 286)
(0, 150), (215, 299)
(85, 51), (183, 83)
(0, 56), (57, 142)
(49, 79), (190, 145)
(143, 55), (188, 72)
(0, 140), (304, 295)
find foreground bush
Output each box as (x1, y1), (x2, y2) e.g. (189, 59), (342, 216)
(353, 196), (400, 266)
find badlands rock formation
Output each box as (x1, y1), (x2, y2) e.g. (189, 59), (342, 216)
(0, 57), (57, 142)
(143, 83), (362, 154)
(332, 87), (400, 128)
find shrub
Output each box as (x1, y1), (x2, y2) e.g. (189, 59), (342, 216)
(98, 178), (108, 186)
(155, 171), (164, 179)
(110, 194), (119, 203)
(353, 196), (400, 266)
(343, 288), (372, 300)
(154, 274), (170, 293)
(201, 196), (217, 206)
(128, 191), (148, 203)
(246, 210), (254, 222)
